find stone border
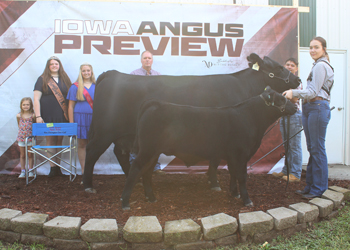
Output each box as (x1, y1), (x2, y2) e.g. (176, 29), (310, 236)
(0, 185), (349, 250)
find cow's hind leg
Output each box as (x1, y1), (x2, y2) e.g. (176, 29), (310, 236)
(121, 153), (155, 210)
(208, 159), (221, 191)
(83, 135), (113, 192)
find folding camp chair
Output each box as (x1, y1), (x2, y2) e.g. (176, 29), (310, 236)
(25, 123), (78, 185)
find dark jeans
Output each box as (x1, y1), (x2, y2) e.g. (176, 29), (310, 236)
(302, 100), (331, 196)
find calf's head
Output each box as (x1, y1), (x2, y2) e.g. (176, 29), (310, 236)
(260, 86), (297, 116)
(247, 53), (301, 93)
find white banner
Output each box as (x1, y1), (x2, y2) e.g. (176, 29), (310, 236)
(0, 1), (298, 174)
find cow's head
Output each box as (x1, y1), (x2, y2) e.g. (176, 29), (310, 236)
(247, 53), (301, 93)
(260, 86), (296, 115)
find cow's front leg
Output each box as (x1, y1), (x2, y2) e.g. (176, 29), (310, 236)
(228, 166), (239, 198)
(113, 145), (130, 177)
(227, 158), (240, 198)
(121, 158), (143, 210)
(236, 166), (253, 207)
(208, 159), (221, 191)
(142, 156), (158, 203)
(84, 135), (113, 193)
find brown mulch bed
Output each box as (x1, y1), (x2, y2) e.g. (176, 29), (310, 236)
(0, 170), (349, 227)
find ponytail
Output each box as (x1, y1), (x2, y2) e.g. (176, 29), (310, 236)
(324, 51), (330, 62)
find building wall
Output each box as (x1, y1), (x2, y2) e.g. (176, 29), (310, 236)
(316, 0), (349, 164)
(127, 0), (233, 3)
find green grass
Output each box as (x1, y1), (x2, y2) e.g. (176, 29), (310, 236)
(0, 241), (48, 250)
(1, 202), (350, 249)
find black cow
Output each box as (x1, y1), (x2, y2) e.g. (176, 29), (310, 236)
(121, 87), (297, 210)
(83, 53), (300, 192)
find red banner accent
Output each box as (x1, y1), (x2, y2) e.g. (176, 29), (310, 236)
(73, 82), (93, 110)
(0, 1), (36, 36)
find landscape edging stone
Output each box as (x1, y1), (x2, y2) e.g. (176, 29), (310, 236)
(0, 186), (349, 249)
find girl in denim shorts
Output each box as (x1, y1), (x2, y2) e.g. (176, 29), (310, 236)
(16, 97), (35, 178)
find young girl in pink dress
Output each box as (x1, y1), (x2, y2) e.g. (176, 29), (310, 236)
(17, 97), (35, 178)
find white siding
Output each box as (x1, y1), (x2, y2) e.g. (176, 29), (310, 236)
(317, 0), (350, 49)
(126, 0), (233, 3)
(233, 0), (268, 5)
(317, 0), (350, 164)
(121, 0), (269, 4)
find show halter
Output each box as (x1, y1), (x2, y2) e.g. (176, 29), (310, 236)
(260, 93), (288, 112)
(261, 69), (292, 84)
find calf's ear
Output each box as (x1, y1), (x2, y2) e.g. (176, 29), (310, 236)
(264, 86), (272, 92)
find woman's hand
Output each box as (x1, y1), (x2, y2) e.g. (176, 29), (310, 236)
(33, 90), (43, 122)
(68, 100), (76, 123)
(283, 89), (293, 100)
(36, 117), (44, 123)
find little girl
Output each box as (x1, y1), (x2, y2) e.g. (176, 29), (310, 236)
(16, 97), (35, 178)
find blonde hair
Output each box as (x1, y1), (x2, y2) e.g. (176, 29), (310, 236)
(20, 97), (34, 115)
(75, 63), (96, 101)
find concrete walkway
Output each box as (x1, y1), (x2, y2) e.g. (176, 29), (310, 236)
(302, 164), (350, 180)
(322, 164), (350, 181)
(270, 158), (350, 181)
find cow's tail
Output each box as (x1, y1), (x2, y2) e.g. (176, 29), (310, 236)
(88, 116), (95, 141)
(132, 99), (162, 154)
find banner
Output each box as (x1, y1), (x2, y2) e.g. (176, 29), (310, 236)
(0, 1), (298, 175)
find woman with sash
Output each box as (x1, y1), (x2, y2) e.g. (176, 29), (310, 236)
(67, 63), (96, 177)
(33, 56), (72, 177)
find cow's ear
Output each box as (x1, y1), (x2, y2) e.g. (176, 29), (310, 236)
(262, 86), (273, 101)
(265, 86), (272, 91)
(247, 53), (263, 69)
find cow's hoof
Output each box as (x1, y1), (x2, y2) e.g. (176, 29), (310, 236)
(146, 197), (157, 203)
(211, 187), (222, 191)
(135, 182), (143, 187)
(231, 193), (240, 199)
(85, 188), (97, 194)
(244, 201), (254, 207)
